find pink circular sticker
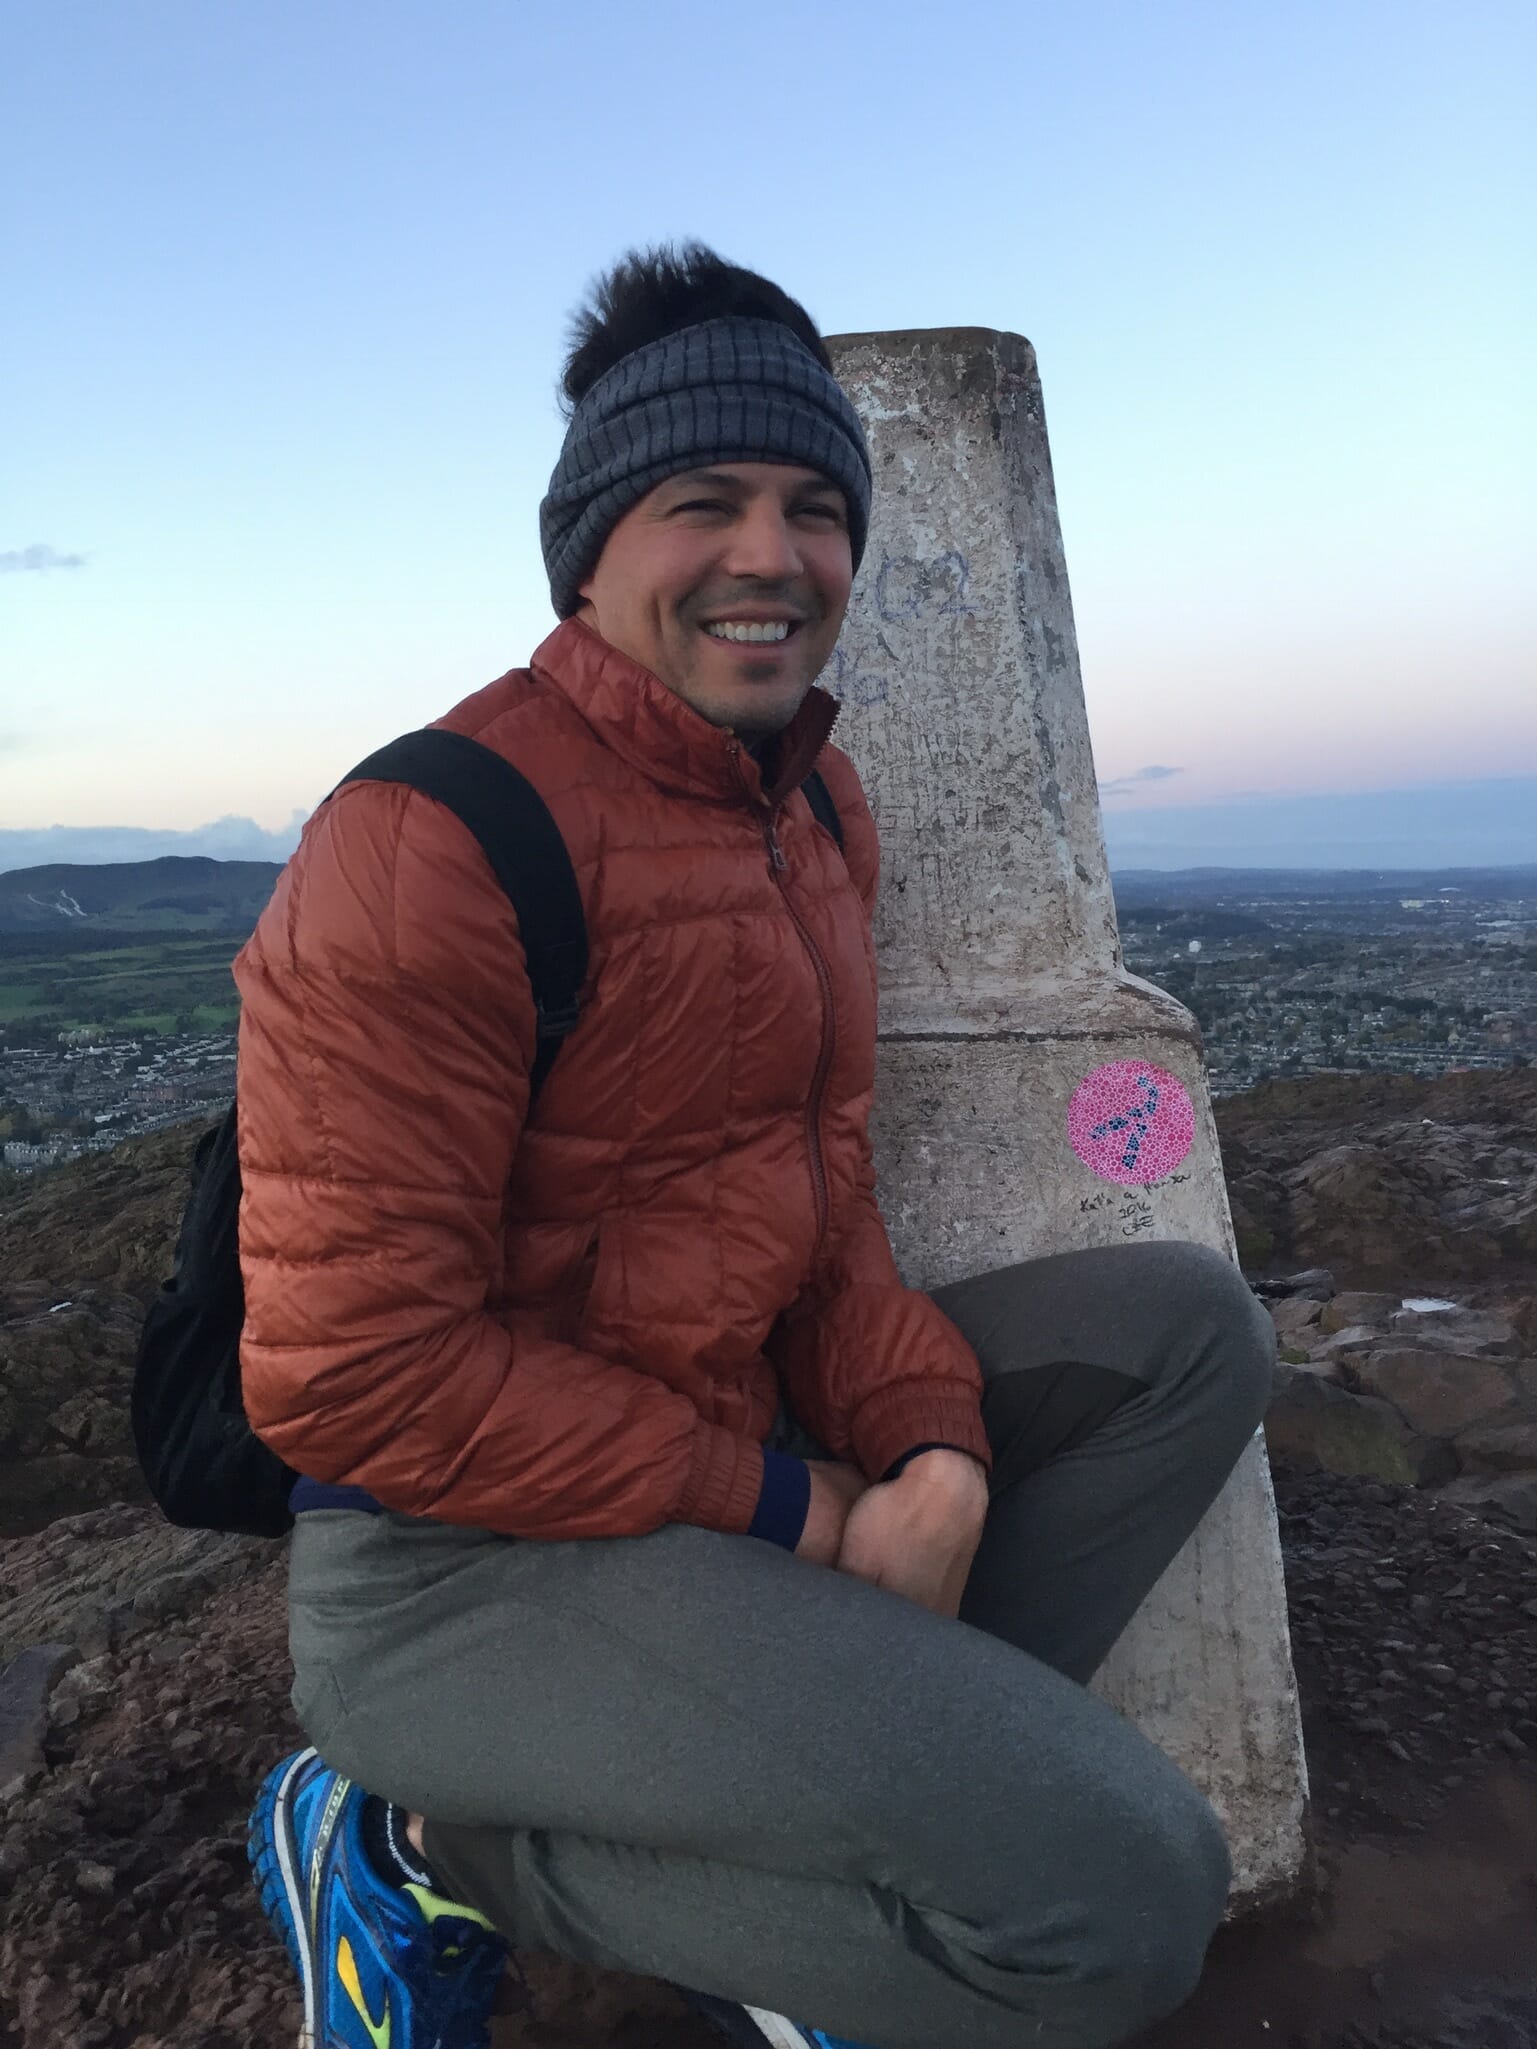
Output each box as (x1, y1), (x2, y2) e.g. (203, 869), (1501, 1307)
(1068, 1060), (1194, 1186)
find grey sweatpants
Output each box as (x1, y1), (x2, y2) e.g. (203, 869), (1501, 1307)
(286, 1239), (1275, 2049)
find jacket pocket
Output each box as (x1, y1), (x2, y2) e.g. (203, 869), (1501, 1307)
(574, 1215), (626, 1351)
(556, 1220), (602, 1345)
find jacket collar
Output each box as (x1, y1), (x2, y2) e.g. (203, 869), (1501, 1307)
(529, 617), (840, 809)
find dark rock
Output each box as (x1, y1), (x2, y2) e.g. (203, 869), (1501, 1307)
(1315, 1324), (1389, 1360)
(1250, 1267), (1336, 1301)
(1436, 1473), (1537, 1535)
(1451, 1417), (1537, 1474)
(1268, 1295), (1325, 1339)
(1385, 1306), (1522, 1356)
(0, 1507), (272, 1667)
(1266, 1367), (1458, 1486)
(73, 1859), (115, 1898)
(1289, 1144), (1440, 1276)
(1318, 1292), (1400, 1334)
(131, 1568), (223, 1624)
(1216, 1068), (1537, 1282)
(1341, 1350), (1518, 1439)
(0, 1643), (77, 1799)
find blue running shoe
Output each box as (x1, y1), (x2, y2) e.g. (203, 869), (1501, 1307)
(248, 1745), (510, 2049)
(679, 1985), (877, 2048)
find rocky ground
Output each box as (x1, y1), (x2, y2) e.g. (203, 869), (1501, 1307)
(0, 1125), (198, 1538)
(1259, 1276), (1537, 1534)
(2, 1080), (1536, 2048)
(1, 1472), (1532, 2049)
(1215, 1067), (1537, 1282)
(1137, 1468), (1537, 2049)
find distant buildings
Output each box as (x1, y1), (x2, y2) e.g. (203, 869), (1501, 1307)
(1117, 877), (1533, 1098)
(0, 1032), (235, 1171)
(2, 877), (1532, 1171)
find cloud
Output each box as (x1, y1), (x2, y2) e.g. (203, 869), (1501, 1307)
(1097, 764), (1184, 799)
(0, 813), (308, 875)
(0, 544), (87, 574)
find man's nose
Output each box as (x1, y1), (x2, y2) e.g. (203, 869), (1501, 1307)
(721, 503), (803, 582)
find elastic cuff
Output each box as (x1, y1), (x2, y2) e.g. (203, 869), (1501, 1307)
(880, 1441), (977, 1483)
(675, 1421), (767, 1534)
(851, 1383), (994, 1487)
(747, 1452), (812, 1551)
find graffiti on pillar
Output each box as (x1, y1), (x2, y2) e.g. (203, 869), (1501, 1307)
(824, 550), (979, 712)
(1067, 1060), (1195, 1187)
(874, 551), (975, 622)
(828, 640), (889, 707)
(824, 544), (1000, 947)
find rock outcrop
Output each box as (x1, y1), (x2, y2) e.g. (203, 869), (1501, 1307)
(1260, 1278), (1537, 1531)
(0, 1123), (204, 1535)
(1217, 1068), (1537, 1282)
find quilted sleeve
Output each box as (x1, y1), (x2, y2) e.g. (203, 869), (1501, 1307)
(770, 750), (992, 1482)
(768, 1144), (992, 1484)
(233, 780), (764, 1541)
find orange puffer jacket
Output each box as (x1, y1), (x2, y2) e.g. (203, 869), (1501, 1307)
(234, 617), (988, 1540)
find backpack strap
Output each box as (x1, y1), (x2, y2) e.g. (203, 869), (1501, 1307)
(802, 767), (843, 848)
(337, 729), (588, 1104)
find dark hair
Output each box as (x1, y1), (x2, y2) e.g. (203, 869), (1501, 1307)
(558, 241), (832, 416)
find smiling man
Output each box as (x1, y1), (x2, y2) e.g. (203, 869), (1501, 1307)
(576, 460), (850, 736)
(239, 244), (1273, 2049)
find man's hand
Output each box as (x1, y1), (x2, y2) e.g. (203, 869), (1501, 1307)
(834, 1450), (989, 1619)
(794, 1459), (872, 1569)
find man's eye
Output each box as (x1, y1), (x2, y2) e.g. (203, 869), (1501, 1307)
(797, 503), (845, 523)
(675, 499), (730, 515)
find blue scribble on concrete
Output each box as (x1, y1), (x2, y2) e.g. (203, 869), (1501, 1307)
(829, 643), (889, 707)
(874, 551), (975, 623)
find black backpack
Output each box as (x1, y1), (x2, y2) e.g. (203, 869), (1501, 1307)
(131, 728), (843, 1539)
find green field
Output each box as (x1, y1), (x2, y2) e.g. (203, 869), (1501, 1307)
(0, 934), (245, 1038)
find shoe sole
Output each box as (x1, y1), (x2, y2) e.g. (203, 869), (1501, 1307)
(681, 1988), (821, 2049)
(741, 2010), (815, 2048)
(679, 1988), (787, 2047)
(246, 1746), (322, 2049)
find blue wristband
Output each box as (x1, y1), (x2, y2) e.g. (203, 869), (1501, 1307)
(747, 1452), (812, 1551)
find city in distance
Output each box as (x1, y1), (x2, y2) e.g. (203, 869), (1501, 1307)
(0, 854), (1532, 1176)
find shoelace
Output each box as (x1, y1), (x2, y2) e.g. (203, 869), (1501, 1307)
(414, 1917), (521, 2047)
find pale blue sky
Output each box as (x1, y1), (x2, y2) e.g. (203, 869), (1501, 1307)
(5, 0), (1534, 845)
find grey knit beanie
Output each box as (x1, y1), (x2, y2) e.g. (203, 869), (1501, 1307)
(540, 316), (873, 619)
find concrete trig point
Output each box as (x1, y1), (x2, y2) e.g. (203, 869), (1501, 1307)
(826, 328), (1309, 1909)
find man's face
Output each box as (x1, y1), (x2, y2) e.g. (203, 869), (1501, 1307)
(575, 461), (854, 739)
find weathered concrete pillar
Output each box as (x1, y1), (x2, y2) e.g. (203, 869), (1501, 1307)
(826, 328), (1308, 1909)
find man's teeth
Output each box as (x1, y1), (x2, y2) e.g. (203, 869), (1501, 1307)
(704, 621), (792, 642)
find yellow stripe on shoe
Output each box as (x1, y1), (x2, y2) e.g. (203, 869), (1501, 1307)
(337, 1933), (392, 2049)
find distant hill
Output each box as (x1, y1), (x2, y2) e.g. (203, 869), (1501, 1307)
(1112, 863), (1537, 908)
(0, 857), (282, 935)
(4, 848), (1533, 942)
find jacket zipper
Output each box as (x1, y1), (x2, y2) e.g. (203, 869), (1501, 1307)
(732, 747), (835, 1247)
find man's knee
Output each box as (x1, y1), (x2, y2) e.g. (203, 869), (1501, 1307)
(1151, 1239), (1275, 1439)
(1111, 1773), (1230, 2028)
(936, 1743), (1229, 2046)
(1032, 1767), (1231, 2045)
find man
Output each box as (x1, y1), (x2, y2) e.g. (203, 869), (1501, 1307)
(240, 243), (1274, 2049)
